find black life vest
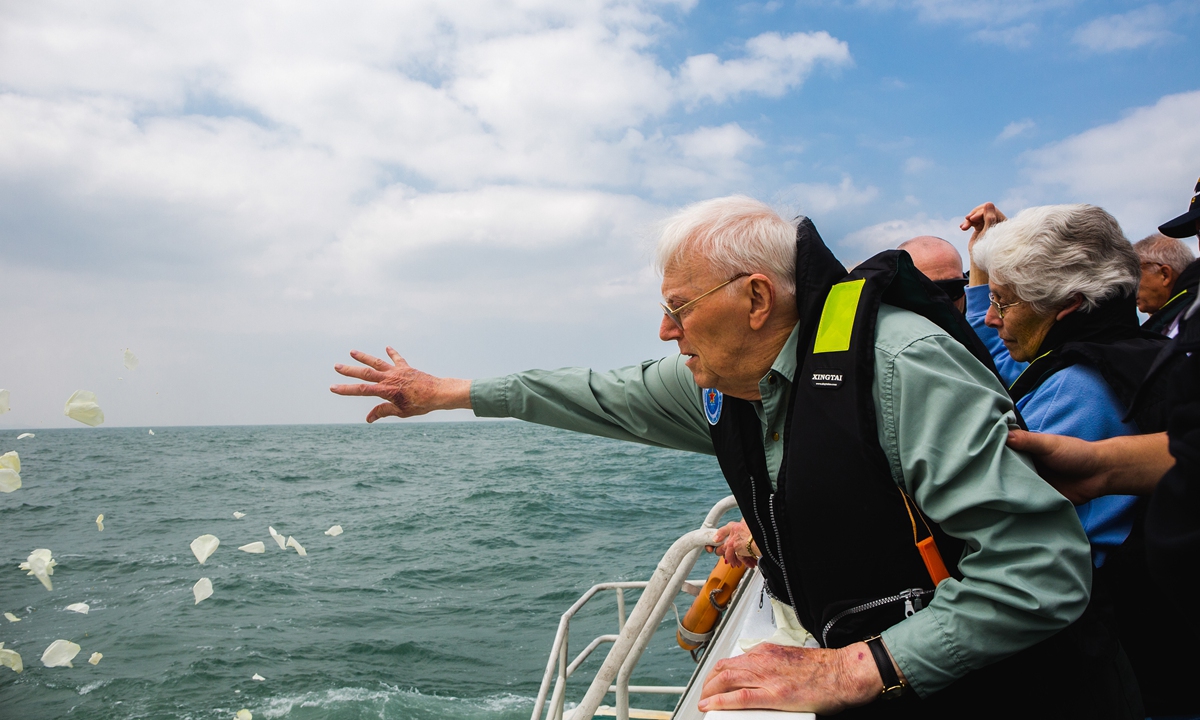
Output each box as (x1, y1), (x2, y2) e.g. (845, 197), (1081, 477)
(706, 220), (1143, 718)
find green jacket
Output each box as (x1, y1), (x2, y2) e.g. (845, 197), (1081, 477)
(472, 304), (1092, 696)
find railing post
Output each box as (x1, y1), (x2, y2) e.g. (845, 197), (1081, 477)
(616, 588), (626, 633)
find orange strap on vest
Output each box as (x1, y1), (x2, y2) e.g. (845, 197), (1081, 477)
(900, 488), (951, 586)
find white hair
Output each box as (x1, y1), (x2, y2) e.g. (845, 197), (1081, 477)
(654, 196), (797, 298)
(1133, 233), (1195, 276)
(971, 204), (1139, 315)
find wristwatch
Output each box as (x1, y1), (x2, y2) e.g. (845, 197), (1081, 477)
(865, 635), (907, 699)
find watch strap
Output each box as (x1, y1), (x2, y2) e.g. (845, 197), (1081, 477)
(866, 635), (906, 699)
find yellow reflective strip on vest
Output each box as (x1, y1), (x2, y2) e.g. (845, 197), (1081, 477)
(813, 279), (866, 354)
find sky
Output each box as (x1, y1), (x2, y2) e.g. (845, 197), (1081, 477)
(2, 0), (1199, 429)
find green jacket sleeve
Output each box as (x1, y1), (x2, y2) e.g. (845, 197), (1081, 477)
(470, 355), (714, 455)
(875, 311), (1092, 696)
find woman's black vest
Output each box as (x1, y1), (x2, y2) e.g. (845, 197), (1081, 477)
(705, 220), (1142, 718)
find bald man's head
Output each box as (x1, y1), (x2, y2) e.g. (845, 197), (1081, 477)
(898, 236), (964, 282)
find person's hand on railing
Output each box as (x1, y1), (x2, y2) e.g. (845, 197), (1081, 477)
(697, 641), (891, 714)
(707, 520), (758, 568)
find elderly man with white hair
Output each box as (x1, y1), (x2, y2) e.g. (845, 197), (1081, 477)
(334, 196), (1137, 717)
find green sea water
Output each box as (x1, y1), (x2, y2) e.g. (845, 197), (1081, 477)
(0, 422), (733, 719)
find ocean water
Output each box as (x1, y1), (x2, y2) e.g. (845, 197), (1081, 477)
(0, 422), (735, 719)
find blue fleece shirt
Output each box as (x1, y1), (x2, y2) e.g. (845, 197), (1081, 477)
(966, 285), (1138, 566)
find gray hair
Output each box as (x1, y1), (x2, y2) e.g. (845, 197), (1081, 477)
(1133, 233), (1195, 275)
(971, 204), (1139, 315)
(654, 196), (797, 298)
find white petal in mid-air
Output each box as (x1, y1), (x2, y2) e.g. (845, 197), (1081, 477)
(88, 652), (102, 665)
(235, 710), (253, 720)
(4, 613), (19, 623)
(251, 673), (264, 681)
(0, 645), (22, 673)
(0, 389), (9, 414)
(0, 451), (20, 493)
(64, 391), (105, 427)
(268, 526), (286, 549)
(285, 537), (307, 557)
(17, 433), (33, 440)
(238, 542), (265, 554)
(65, 603), (89, 614)
(190, 534), (219, 564)
(193, 578), (213, 605)
(232, 512), (245, 519)
(96, 514), (104, 531)
(324, 525), (343, 537)
(123, 349), (139, 371)
(41, 639), (81, 668)
(20, 548), (57, 591)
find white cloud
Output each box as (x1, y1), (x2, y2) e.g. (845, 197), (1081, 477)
(996, 119), (1036, 142)
(1012, 89), (1200, 239)
(972, 22), (1038, 48)
(674, 123), (763, 160)
(678, 31), (852, 104)
(840, 214), (967, 256)
(904, 156), (933, 174)
(1073, 5), (1176, 52)
(779, 176), (879, 217)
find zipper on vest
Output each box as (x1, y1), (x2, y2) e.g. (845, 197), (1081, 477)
(749, 473), (799, 612)
(819, 587), (932, 648)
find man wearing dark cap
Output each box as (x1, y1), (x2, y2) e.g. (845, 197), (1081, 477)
(1159, 177), (1200, 240)
(1146, 178), (1200, 335)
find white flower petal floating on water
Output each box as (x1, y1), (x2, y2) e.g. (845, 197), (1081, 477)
(4, 613), (19, 623)
(0, 451), (20, 493)
(17, 433), (33, 440)
(193, 577), (213, 605)
(148, 429), (155, 435)
(268, 526), (286, 549)
(232, 511), (245, 519)
(238, 542), (265, 554)
(285, 536), (307, 557)
(97, 514), (104, 531)
(65, 603), (89, 614)
(88, 652), (102, 666)
(0, 645), (22, 673)
(324, 525), (343, 537)
(63, 390), (105, 427)
(251, 673), (264, 681)
(190, 534), (219, 564)
(20, 548), (57, 591)
(0, 389), (9, 414)
(123, 349), (139, 371)
(41, 639), (81, 668)
(235, 710), (252, 720)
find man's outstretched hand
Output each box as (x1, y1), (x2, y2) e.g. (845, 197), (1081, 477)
(330, 347), (472, 422)
(697, 641), (884, 714)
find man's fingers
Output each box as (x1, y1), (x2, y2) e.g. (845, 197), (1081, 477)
(700, 663), (766, 702)
(366, 402), (402, 423)
(385, 346), (410, 368)
(349, 349), (394, 372)
(329, 382), (386, 397)
(697, 687), (772, 712)
(333, 364), (386, 382)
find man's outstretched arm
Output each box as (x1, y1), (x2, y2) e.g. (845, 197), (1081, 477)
(330, 347), (472, 422)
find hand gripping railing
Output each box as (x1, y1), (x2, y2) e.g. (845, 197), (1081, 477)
(531, 495), (740, 720)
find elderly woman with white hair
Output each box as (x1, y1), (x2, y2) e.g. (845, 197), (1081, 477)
(963, 202), (1166, 568)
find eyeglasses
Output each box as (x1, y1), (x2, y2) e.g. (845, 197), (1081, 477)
(988, 292), (1024, 320)
(660, 274), (748, 331)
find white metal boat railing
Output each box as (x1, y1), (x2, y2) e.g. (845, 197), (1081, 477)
(531, 495), (741, 720)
